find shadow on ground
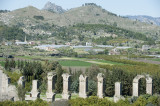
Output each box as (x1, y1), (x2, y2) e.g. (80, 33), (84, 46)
(50, 100), (69, 106)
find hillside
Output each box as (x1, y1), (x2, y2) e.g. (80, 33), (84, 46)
(0, 4), (160, 40)
(126, 15), (160, 26)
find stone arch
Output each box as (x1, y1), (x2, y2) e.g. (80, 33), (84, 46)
(132, 75), (152, 97)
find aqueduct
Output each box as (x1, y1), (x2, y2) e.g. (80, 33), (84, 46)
(132, 75), (152, 97)
(0, 69), (153, 102)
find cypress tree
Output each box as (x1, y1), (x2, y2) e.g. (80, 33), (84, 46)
(55, 64), (64, 93)
(5, 58), (9, 70)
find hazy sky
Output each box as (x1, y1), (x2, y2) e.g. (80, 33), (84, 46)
(0, 0), (160, 17)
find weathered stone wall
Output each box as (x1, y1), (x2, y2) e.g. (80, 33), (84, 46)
(62, 73), (71, 100)
(114, 82), (124, 102)
(133, 75), (152, 97)
(0, 71), (152, 102)
(46, 72), (56, 102)
(18, 76), (25, 88)
(97, 73), (104, 98)
(0, 70), (19, 101)
(79, 74), (88, 98)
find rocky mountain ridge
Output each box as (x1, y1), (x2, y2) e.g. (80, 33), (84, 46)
(42, 1), (65, 13)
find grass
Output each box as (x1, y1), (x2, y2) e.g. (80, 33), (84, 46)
(71, 94), (79, 99)
(149, 48), (160, 52)
(95, 60), (124, 65)
(55, 94), (62, 98)
(0, 61), (5, 67)
(150, 58), (160, 62)
(59, 57), (124, 66)
(59, 60), (92, 66)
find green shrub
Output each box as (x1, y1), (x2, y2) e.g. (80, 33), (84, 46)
(0, 99), (48, 106)
(70, 79), (79, 93)
(6, 71), (22, 84)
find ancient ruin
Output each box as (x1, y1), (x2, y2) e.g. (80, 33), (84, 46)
(18, 76), (25, 88)
(62, 73), (71, 100)
(79, 74), (88, 98)
(0, 70), (154, 102)
(114, 82), (124, 102)
(0, 70), (18, 101)
(133, 75), (152, 97)
(25, 80), (40, 101)
(46, 72), (56, 102)
(97, 73), (104, 98)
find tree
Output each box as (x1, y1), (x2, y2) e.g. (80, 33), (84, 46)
(10, 58), (16, 69)
(55, 64), (64, 93)
(5, 58), (9, 70)
(17, 85), (26, 101)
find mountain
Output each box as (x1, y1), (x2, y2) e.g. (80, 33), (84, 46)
(42, 1), (65, 13)
(126, 15), (160, 26)
(0, 4), (160, 40)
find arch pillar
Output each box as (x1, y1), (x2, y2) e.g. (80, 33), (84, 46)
(132, 75), (152, 97)
(62, 73), (71, 100)
(97, 73), (104, 98)
(79, 74), (88, 98)
(46, 72), (56, 102)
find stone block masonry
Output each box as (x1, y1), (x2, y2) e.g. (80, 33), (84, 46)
(133, 75), (152, 97)
(0, 70), (19, 101)
(79, 74), (88, 98)
(46, 72), (56, 102)
(62, 73), (71, 100)
(97, 73), (104, 98)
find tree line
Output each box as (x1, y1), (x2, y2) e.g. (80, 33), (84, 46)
(4, 59), (64, 93)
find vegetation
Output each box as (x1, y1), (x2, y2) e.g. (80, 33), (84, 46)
(0, 25), (28, 42)
(53, 24), (155, 45)
(17, 85), (26, 101)
(59, 60), (92, 66)
(0, 99), (48, 106)
(33, 16), (44, 20)
(0, 10), (10, 13)
(69, 95), (160, 106)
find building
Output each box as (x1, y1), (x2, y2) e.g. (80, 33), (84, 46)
(142, 45), (150, 51)
(15, 36), (29, 45)
(86, 42), (92, 46)
(109, 48), (120, 55)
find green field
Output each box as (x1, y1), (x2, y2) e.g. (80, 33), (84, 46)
(0, 61), (5, 67)
(95, 60), (124, 65)
(150, 58), (160, 62)
(59, 60), (92, 66)
(0, 56), (125, 68)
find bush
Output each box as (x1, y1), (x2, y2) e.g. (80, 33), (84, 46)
(70, 79), (79, 93)
(69, 96), (114, 106)
(17, 85), (26, 101)
(88, 80), (97, 96)
(33, 16), (44, 20)
(0, 99), (48, 106)
(6, 71), (22, 85)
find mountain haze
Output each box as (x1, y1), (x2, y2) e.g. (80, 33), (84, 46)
(126, 15), (160, 26)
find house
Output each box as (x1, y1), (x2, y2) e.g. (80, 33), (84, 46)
(142, 45), (150, 51)
(109, 48), (120, 55)
(86, 42), (92, 46)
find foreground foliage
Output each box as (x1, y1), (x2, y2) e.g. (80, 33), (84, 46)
(69, 95), (160, 106)
(0, 99), (48, 106)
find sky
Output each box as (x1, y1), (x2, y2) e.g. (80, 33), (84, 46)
(0, 0), (160, 17)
